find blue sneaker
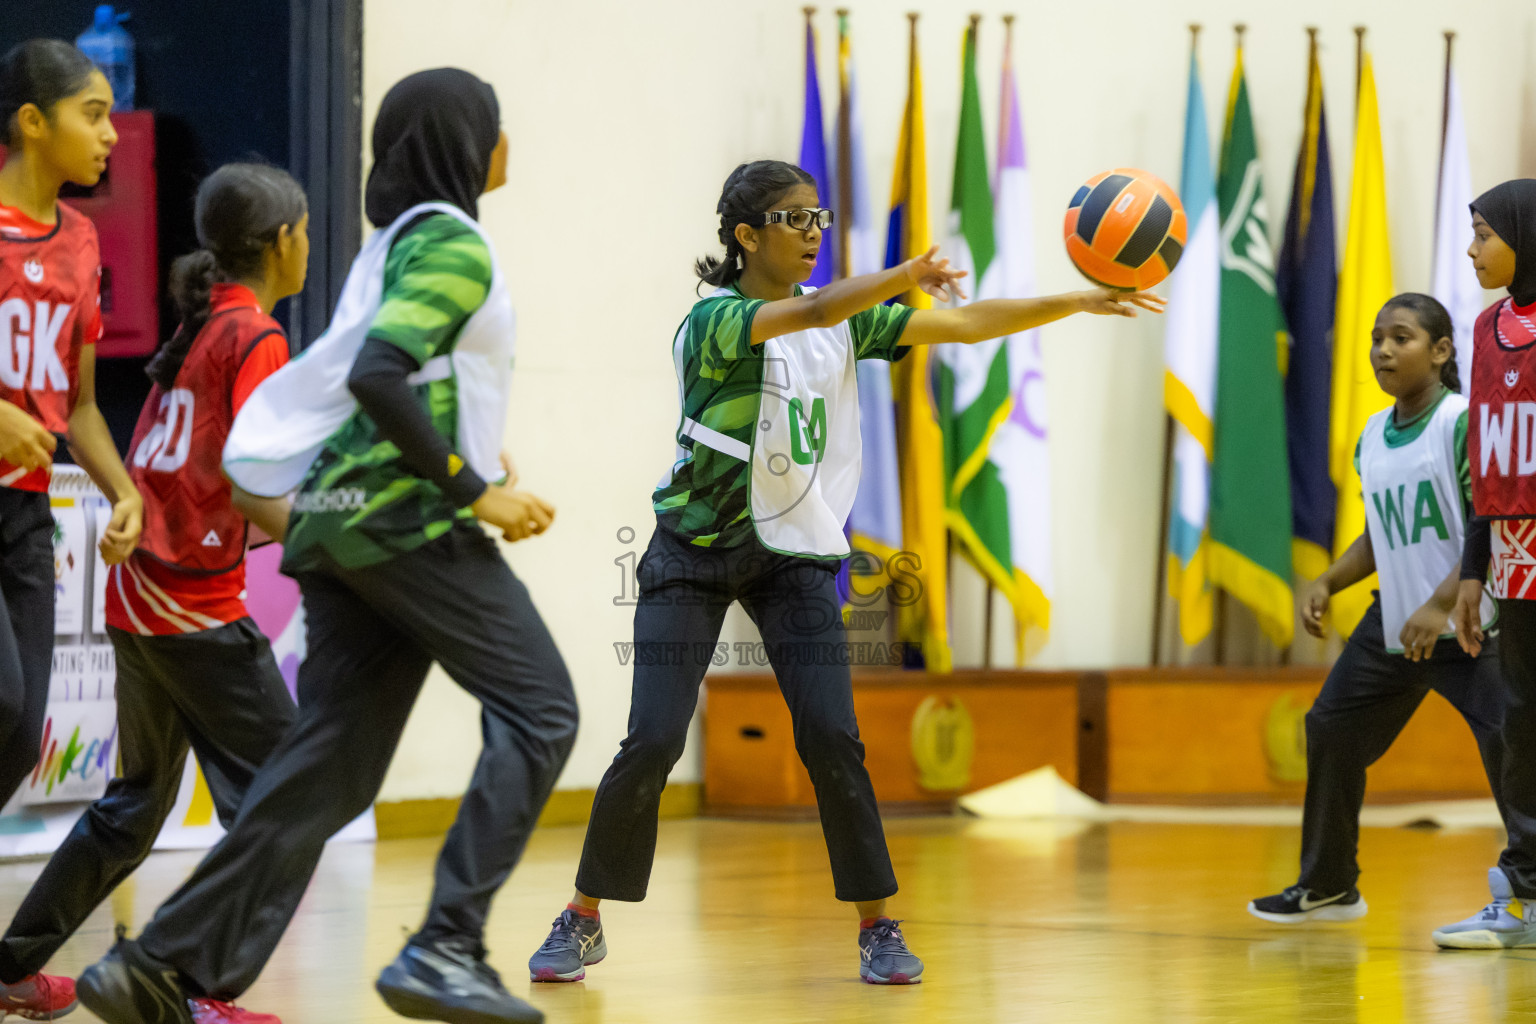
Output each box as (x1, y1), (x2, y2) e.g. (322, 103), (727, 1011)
(528, 909), (606, 983)
(1433, 867), (1536, 949)
(859, 918), (923, 985)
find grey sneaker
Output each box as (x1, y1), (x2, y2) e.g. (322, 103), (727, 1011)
(1433, 867), (1536, 949)
(528, 909), (606, 983)
(859, 918), (923, 985)
(376, 937), (540, 1024)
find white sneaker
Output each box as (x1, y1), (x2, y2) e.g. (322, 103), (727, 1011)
(1432, 867), (1536, 949)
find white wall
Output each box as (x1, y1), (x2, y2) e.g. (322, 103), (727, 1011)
(364, 0), (1536, 800)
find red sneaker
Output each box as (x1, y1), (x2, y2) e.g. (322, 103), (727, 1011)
(0, 972), (77, 1019)
(188, 998), (282, 1024)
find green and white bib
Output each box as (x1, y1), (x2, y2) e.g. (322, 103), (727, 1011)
(652, 284), (911, 558)
(1357, 390), (1496, 651)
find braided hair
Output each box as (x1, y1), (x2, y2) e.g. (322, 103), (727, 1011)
(149, 163), (307, 389)
(694, 160), (817, 290)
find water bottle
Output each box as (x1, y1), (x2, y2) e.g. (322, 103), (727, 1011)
(75, 5), (135, 111)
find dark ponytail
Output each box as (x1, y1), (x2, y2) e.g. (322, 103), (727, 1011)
(148, 163), (307, 389)
(695, 159), (817, 290)
(1380, 292), (1460, 393)
(0, 40), (98, 149)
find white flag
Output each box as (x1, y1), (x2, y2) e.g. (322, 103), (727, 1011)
(1432, 67), (1481, 388)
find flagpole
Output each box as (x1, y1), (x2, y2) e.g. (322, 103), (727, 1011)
(1354, 25), (1365, 101)
(1152, 21), (1202, 669)
(1435, 30), (1454, 254)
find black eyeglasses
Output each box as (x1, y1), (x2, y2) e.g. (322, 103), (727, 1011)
(755, 208), (835, 231)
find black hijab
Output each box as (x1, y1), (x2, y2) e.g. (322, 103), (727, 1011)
(364, 68), (500, 228)
(1471, 179), (1536, 307)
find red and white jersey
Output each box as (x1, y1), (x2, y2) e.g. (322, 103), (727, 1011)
(1469, 298), (1536, 518)
(0, 202), (102, 491)
(106, 284), (289, 636)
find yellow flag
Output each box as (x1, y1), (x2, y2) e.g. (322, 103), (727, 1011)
(1329, 53), (1394, 636)
(887, 17), (950, 671)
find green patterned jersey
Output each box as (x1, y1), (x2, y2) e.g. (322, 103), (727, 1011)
(652, 284), (912, 548)
(282, 214), (492, 572)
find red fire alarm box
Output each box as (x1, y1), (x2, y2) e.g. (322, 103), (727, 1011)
(0, 111), (159, 358)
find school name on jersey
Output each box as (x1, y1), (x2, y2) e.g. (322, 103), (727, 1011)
(1371, 480), (1449, 550)
(293, 488), (370, 513)
(0, 299), (71, 391)
(1480, 402), (1536, 477)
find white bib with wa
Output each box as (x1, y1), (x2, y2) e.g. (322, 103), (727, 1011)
(1358, 393), (1495, 650)
(677, 286), (863, 558)
(223, 202), (514, 496)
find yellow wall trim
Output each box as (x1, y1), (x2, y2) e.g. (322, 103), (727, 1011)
(375, 783), (702, 841)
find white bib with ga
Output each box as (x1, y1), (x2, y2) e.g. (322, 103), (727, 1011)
(676, 285), (863, 558)
(1358, 392), (1495, 650)
(223, 202), (514, 496)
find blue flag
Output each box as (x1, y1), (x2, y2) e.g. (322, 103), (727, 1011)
(1276, 38), (1336, 581)
(798, 15), (833, 288)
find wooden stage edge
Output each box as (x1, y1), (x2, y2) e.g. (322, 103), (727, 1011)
(703, 666), (1497, 815)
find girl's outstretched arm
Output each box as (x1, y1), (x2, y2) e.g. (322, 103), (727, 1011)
(900, 289), (1165, 347)
(66, 344), (142, 564)
(748, 246), (967, 346)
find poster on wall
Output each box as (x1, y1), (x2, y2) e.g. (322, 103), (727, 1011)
(0, 469), (374, 859)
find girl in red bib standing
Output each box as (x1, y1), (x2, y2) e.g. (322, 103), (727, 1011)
(1446, 178), (1536, 949)
(0, 41), (141, 806)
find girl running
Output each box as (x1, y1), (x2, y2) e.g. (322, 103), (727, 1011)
(0, 162), (308, 1024)
(0, 41), (141, 804)
(77, 68), (577, 1024)
(1441, 177), (1536, 949)
(1246, 293), (1507, 925)
(527, 159), (1161, 986)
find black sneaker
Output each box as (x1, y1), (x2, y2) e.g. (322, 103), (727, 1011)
(376, 937), (541, 1024)
(76, 930), (195, 1024)
(1248, 885), (1368, 924)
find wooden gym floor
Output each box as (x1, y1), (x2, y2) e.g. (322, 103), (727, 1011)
(3, 815), (1532, 1023)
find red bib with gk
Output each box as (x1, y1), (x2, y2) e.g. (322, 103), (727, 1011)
(129, 294), (284, 573)
(0, 203), (102, 490)
(1469, 299), (1536, 517)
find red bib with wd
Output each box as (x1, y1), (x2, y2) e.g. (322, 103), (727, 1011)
(128, 285), (285, 573)
(1470, 298), (1536, 518)
(0, 202), (102, 491)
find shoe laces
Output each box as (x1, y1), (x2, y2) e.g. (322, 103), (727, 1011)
(863, 919), (909, 952)
(540, 911), (585, 952)
(189, 998), (250, 1022)
(1478, 895), (1513, 921)
(432, 937), (504, 990)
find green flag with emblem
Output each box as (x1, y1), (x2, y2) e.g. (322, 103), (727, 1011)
(1207, 45), (1294, 648)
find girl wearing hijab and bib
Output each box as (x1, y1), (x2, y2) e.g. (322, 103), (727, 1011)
(1246, 294), (1507, 927)
(527, 160), (1162, 987)
(1441, 178), (1536, 949)
(77, 69), (576, 1024)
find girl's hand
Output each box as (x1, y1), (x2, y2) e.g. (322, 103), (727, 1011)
(99, 492), (143, 565)
(1079, 289), (1166, 317)
(472, 484), (555, 543)
(905, 246), (969, 303)
(1400, 602), (1448, 662)
(1453, 579), (1487, 657)
(0, 401), (56, 473)
(1299, 577), (1331, 639)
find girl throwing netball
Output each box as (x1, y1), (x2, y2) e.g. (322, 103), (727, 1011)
(528, 159), (1161, 986)
(1246, 293), (1507, 926)
(1442, 178), (1536, 949)
(0, 40), (141, 808)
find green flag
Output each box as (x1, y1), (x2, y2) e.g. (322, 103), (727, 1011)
(1208, 47), (1294, 648)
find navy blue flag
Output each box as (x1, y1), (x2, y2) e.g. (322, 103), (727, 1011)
(1276, 38), (1336, 581)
